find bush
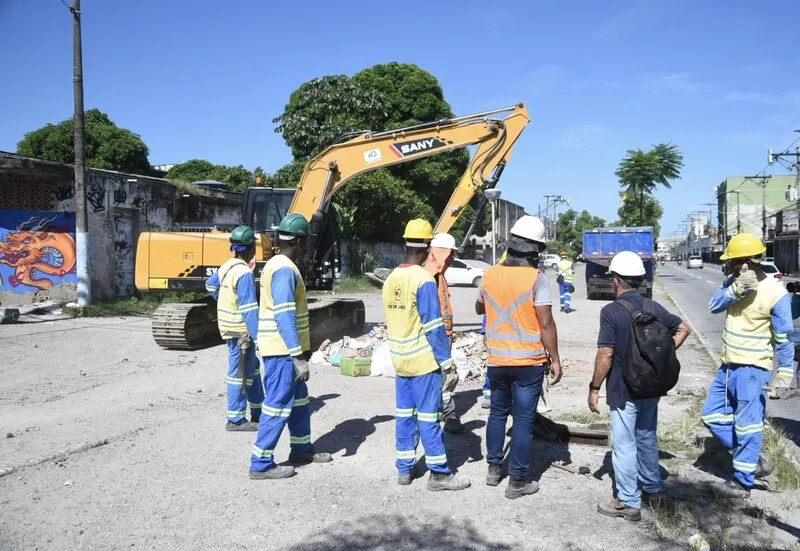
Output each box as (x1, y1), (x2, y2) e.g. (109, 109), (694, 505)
(346, 242), (382, 276)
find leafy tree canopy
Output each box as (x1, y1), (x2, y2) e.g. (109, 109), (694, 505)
(17, 109), (151, 175)
(615, 142), (683, 225)
(271, 62), (472, 241)
(615, 192), (664, 240)
(166, 159), (266, 193)
(552, 209), (607, 257)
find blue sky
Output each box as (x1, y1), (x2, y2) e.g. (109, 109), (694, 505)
(2, 0), (799, 235)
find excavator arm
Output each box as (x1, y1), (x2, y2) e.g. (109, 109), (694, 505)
(433, 106), (529, 235)
(286, 103), (529, 283)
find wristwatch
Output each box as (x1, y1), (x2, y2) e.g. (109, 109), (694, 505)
(589, 382), (602, 392)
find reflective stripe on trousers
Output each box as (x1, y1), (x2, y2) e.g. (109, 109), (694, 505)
(395, 370), (450, 474)
(226, 339), (264, 423)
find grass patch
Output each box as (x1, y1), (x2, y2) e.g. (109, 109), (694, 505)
(658, 392), (705, 457)
(331, 276), (380, 294)
(762, 421), (800, 491)
(63, 291), (207, 317)
(552, 411), (609, 424)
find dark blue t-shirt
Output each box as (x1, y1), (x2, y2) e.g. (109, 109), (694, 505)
(597, 291), (683, 407)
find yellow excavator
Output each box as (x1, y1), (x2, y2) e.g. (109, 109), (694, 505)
(134, 103), (530, 350)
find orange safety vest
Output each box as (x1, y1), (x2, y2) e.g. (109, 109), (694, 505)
(482, 265), (546, 367)
(425, 247), (454, 337)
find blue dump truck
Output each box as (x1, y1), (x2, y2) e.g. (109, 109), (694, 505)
(582, 226), (654, 300)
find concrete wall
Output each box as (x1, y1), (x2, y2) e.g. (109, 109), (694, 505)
(340, 240), (405, 275)
(0, 153), (242, 305)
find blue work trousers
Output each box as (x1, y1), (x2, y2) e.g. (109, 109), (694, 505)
(610, 397), (661, 509)
(250, 355), (313, 472)
(701, 364), (772, 488)
(486, 365), (545, 480)
(559, 282), (572, 309)
(226, 339), (264, 424)
(395, 370), (450, 475)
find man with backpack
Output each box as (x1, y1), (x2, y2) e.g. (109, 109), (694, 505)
(588, 251), (690, 521)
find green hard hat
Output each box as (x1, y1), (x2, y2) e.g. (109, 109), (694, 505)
(230, 225), (256, 246)
(278, 213), (310, 237)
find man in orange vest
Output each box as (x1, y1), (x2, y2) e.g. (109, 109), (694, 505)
(475, 215), (562, 499)
(425, 232), (464, 433)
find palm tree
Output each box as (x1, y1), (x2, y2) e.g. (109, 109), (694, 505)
(615, 143), (683, 225)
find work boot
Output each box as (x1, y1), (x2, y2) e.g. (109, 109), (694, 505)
(505, 477), (539, 499)
(398, 473), (414, 486)
(444, 417), (465, 434)
(486, 464), (504, 486)
(427, 472), (471, 492)
(481, 398), (491, 409)
(288, 451), (333, 465)
(712, 479), (751, 498)
(756, 456), (773, 479)
(249, 466), (296, 480)
(560, 306), (565, 312)
(597, 498), (641, 521)
(250, 413), (261, 424)
(225, 421), (259, 432)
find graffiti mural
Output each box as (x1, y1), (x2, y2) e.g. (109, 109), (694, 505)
(0, 210), (77, 292)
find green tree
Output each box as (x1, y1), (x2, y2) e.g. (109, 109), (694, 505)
(272, 75), (389, 159)
(615, 193), (664, 240)
(17, 109), (151, 174)
(272, 63), (471, 241)
(166, 159), (260, 193)
(333, 170), (435, 242)
(553, 209), (606, 257)
(615, 142), (683, 225)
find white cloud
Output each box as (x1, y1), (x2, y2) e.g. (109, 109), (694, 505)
(557, 125), (606, 148)
(642, 73), (707, 95)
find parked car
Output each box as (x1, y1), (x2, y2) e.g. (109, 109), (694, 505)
(761, 261), (782, 282)
(687, 255), (704, 269)
(445, 258), (490, 287)
(542, 253), (560, 269)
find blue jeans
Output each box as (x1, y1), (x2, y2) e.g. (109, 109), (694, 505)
(482, 372), (491, 400)
(486, 365), (545, 480)
(610, 398), (661, 509)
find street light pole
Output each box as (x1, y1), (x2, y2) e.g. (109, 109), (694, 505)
(71, 0), (91, 306)
(485, 189), (501, 265)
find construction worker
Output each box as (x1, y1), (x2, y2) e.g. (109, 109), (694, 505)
(424, 232), (464, 433)
(205, 225), (264, 432)
(476, 215), (562, 499)
(589, 251), (690, 521)
(702, 233), (792, 497)
(383, 219), (470, 491)
(249, 213), (332, 480)
(557, 251), (576, 313)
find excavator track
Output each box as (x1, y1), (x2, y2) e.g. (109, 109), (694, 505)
(150, 297), (366, 351)
(151, 302), (222, 350)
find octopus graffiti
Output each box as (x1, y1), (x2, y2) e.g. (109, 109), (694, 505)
(0, 210), (77, 292)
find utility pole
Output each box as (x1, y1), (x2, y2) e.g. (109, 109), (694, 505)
(71, 0), (91, 306)
(768, 138), (800, 236)
(744, 175), (772, 241)
(543, 194), (568, 242)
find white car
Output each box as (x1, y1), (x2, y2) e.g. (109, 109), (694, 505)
(542, 254), (560, 269)
(687, 255), (704, 269)
(445, 258), (490, 287)
(762, 261), (782, 282)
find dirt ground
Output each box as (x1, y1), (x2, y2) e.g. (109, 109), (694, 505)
(1, 267), (798, 550)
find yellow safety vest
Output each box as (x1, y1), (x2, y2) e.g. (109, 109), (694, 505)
(382, 265), (441, 377)
(216, 258), (255, 339)
(257, 254), (310, 357)
(557, 259), (574, 283)
(721, 278), (785, 370)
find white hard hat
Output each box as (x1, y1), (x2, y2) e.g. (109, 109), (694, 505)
(509, 216), (546, 244)
(430, 232), (458, 250)
(609, 251), (646, 277)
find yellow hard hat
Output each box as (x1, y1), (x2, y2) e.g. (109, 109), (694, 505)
(560, 251), (569, 257)
(720, 233), (766, 260)
(402, 219), (434, 240)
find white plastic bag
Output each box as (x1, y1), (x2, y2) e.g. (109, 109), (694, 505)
(452, 348), (473, 379)
(310, 351), (327, 366)
(371, 341), (394, 377)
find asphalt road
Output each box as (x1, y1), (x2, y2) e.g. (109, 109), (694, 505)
(656, 261), (800, 450)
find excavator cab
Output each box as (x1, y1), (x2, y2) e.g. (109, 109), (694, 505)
(242, 187), (341, 290)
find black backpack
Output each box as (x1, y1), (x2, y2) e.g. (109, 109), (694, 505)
(617, 297), (681, 399)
